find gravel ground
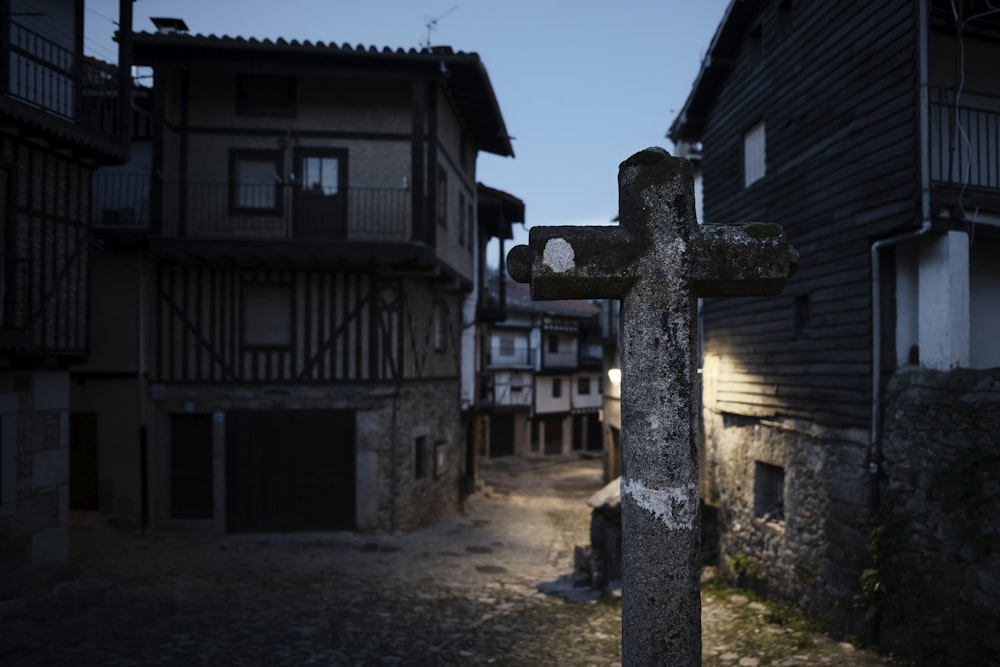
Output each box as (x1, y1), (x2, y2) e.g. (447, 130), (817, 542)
(0, 457), (891, 666)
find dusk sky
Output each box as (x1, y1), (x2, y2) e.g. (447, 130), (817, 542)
(84, 0), (731, 246)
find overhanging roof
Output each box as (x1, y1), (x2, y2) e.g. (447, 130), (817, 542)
(131, 33), (514, 157)
(667, 0), (760, 144)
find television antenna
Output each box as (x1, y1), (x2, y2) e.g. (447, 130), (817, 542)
(422, 6), (457, 48)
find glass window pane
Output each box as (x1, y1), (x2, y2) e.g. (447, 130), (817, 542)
(237, 158), (276, 208)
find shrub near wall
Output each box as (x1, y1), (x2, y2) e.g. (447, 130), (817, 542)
(875, 367), (1000, 665)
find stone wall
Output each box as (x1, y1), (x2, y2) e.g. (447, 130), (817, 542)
(702, 410), (871, 638)
(875, 367), (1000, 664)
(0, 372), (71, 578)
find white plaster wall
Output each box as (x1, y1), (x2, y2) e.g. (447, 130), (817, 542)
(970, 238), (1000, 369)
(895, 242), (920, 367)
(535, 375), (571, 413)
(919, 231), (970, 369)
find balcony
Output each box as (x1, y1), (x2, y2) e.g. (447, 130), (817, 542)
(479, 371), (533, 411)
(93, 176), (416, 244)
(929, 87), (1000, 211)
(5, 21), (124, 145)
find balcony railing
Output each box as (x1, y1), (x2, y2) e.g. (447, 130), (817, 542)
(479, 371), (533, 409)
(7, 21), (122, 137)
(929, 87), (1000, 190)
(92, 176), (414, 243)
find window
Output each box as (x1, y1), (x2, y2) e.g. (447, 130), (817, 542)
(242, 284), (293, 348)
(437, 166), (448, 228)
(577, 377), (591, 395)
(548, 334), (559, 354)
(433, 300), (448, 352)
(499, 335), (515, 357)
(230, 150), (283, 214)
(754, 462), (785, 522)
(236, 74), (295, 116)
(414, 436), (428, 480)
(743, 120), (766, 187)
(458, 192), (466, 246)
(552, 377), (562, 398)
(794, 293), (812, 335)
(466, 201), (474, 251)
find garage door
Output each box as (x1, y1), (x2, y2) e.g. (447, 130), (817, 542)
(226, 409), (355, 533)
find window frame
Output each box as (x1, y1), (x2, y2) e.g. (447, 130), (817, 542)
(241, 282), (294, 350)
(743, 119), (767, 188)
(229, 149), (284, 216)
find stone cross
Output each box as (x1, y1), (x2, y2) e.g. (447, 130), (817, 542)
(507, 147), (797, 666)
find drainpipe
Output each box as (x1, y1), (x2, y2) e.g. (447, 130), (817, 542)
(869, 0), (934, 515)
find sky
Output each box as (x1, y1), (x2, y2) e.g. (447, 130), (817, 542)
(83, 0), (730, 247)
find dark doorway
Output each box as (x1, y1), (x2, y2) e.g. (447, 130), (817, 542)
(225, 409), (355, 533)
(542, 416), (563, 455)
(170, 413), (214, 520)
(69, 413), (99, 510)
(489, 414), (515, 458)
(294, 149), (347, 239)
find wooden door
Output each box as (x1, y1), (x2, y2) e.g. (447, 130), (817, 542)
(294, 149), (347, 239)
(489, 414), (515, 458)
(170, 413), (214, 520)
(226, 409), (355, 533)
(70, 413), (99, 510)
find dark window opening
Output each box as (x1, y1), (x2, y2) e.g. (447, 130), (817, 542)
(754, 461), (785, 522)
(415, 435), (428, 480)
(236, 75), (296, 117)
(552, 377), (562, 398)
(794, 293), (812, 335)
(578, 377), (591, 395)
(242, 283), (293, 349)
(437, 166), (448, 228)
(548, 334), (559, 354)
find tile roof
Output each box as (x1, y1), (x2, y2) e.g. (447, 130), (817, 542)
(130, 33), (514, 157)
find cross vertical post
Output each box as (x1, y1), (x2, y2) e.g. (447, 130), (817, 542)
(507, 147), (797, 666)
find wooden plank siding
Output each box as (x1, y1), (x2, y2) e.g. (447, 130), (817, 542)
(698, 0), (919, 428)
(152, 265), (461, 384)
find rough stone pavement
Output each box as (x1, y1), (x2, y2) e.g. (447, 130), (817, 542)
(0, 457), (891, 666)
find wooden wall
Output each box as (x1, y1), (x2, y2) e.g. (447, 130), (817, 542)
(698, 0), (919, 428)
(152, 265), (462, 384)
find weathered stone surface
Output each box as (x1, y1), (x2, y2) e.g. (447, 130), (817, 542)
(507, 147), (796, 666)
(878, 367), (1000, 664)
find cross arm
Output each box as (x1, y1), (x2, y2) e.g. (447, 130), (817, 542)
(506, 225), (639, 300)
(691, 222), (798, 297)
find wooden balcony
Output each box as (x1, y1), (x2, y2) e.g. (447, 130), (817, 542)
(93, 176), (435, 265)
(478, 371), (533, 412)
(3, 21), (126, 156)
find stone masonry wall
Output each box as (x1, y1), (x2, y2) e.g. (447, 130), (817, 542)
(876, 367), (1000, 665)
(0, 372), (71, 577)
(702, 410), (871, 638)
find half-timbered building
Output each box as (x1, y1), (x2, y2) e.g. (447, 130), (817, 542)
(670, 0), (1000, 656)
(0, 0), (131, 580)
(73, 22), (517, 535)
(478, 276), (603, 458)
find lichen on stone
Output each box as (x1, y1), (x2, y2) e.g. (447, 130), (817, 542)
(742, 222), (784, 239)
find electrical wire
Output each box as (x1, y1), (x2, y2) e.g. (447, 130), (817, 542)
(949, 0), (1000, 245)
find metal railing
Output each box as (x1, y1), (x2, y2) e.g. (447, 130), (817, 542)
(7, 22), (122, 137)
(929, 87), (1000, 190)
(92, 176), (414, 242)
(479, 371), (534, 408)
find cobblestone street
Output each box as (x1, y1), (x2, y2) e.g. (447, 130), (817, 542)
(0, 457), (891, 666)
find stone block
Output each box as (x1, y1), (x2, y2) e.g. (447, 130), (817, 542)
(32, 372), (69, 411)
(32, 448), (69, 489)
